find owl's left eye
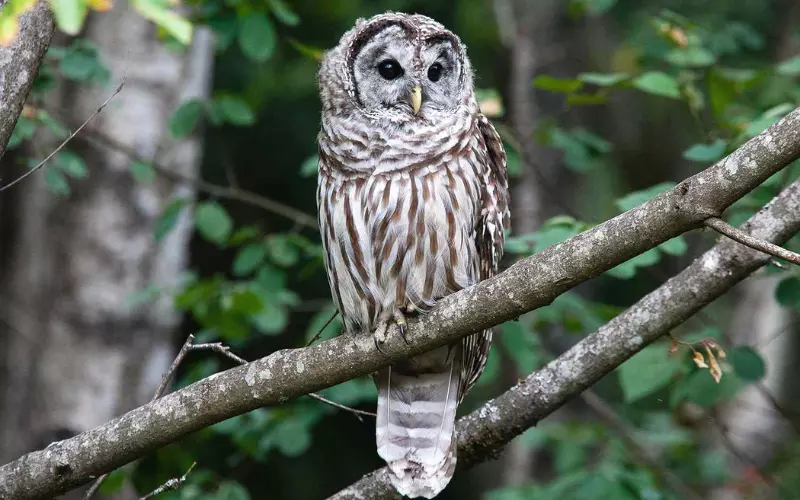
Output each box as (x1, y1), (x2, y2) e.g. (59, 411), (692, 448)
(427, 62), (443, 82)
(377, 59), (404, 80)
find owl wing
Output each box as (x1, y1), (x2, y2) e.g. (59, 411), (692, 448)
(459, 114), (511, 397)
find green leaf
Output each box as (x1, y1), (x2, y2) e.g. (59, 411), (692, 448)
(267, 0), (300, 26)
(615, 182), (675, 212)
(606, 248), (661, 279)
(98, 468), (127, 494)
(130, 161), (155, 184)
(225, 289), (264, 315)
(274, 419), (311, 457)
(216, 480), (251, 500)
(252, 300), (288, 334)
(683, 139), (726, 163)
(55, 150), (88, 178)
(300, 154), (319, 177)
(195, 201), (233, 245)
(59, 46), (101, 81)
(617, 343), (683, 402)
(154, 198), (187, 241)
(775, 276), (800, 308)
(500, 322), (540, 374)
(683, 369), (742, 407)
(49, 0), (88, 35)
(132, 0), (193, 44)
(238, 13), (276, 62)
(216, 95), (256, 126)
(777, 55), (800, 76)
(578, 72), (628, 86)
(266, 235), (299, 267)
(533, 75), (582, 93)
(632, 72), (681, 99)
(659, 236), (688, 256)
(730, 346), (766, 381)
(44, 169), (70, 196)
(665, 47), (716, 67)
(233, 243), (266, 276)
(8, 116), (36, 149)
(168, 99), (204, 138)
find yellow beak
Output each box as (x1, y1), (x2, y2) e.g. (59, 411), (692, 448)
(410, 86), (422, 115)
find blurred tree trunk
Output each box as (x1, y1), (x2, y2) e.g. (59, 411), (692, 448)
(0, 4), (214, 494)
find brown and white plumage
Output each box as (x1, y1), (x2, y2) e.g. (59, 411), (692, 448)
(316, 12), (509, 498)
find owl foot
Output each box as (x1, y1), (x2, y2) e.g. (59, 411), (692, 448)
(372, 309), (411, 354)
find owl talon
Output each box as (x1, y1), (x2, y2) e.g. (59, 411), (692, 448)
(393, 310), (410, 345)
(374, 335), (388, 355)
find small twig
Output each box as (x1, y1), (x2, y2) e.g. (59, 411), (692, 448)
(308, 394), (376, 421)
(705, 217), (800, 265)
(0, 77), (126, 193)
(190, 341), (247, 365)
(306, 310), (340, 347)
(580, 391), (704, 500)
(139, 462), (196, 500)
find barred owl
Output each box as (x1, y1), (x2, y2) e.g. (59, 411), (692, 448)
(316, 12), (510, 498)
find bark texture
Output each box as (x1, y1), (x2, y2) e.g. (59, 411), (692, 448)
(0, 2), (214, 483)
(1, 105), (799, 500)
(0, 0), (54, 162)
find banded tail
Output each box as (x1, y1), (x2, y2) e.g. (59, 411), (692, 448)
(375, 345), (462, 498)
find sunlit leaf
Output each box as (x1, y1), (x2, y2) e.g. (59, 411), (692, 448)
(665, 47), (716, 67)
(49, 0), (89, 35)
(777, 55), (800, 76)
(55, 150), (88, 178)
(300, 154), (319, 177)
(132, 0), (192, 44)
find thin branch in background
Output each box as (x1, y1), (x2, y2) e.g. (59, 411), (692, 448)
(579, 391), (704, 500)
(190, 341), (247, 365)
(139, 462), (196, 500)
(0, 77), (126, 193)
(306, 310), (340, 347)
(705, 217), (800, 265)
(74, 124), (318, 229)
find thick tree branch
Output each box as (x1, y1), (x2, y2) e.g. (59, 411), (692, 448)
(331, 177), (800, 500)
(0, 0), (54, 162)
(1, 108), (800, 500)
(705, 216), (800, 265)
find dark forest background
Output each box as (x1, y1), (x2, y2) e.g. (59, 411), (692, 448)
(1, 0), (800, 498)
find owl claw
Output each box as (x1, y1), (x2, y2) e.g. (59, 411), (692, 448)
(393, 310), (410, 345)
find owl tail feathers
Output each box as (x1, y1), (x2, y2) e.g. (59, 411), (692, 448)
(375, 356), (461, 499)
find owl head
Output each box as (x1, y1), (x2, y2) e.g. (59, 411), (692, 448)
(318, 12), (475, 123)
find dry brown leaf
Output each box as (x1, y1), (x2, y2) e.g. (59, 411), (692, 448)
(692, 350), (708, 369)
(706, 345), (722, 384)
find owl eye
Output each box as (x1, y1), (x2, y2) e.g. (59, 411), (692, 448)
(427, 62), (443, 82)
(377, 59), (404, 80)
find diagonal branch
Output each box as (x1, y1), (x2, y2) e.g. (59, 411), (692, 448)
(331, 177), (800, 499)
(705, 216), (800, 265)
(1, 108), (800, 500)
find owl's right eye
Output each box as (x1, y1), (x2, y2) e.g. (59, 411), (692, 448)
(377, 59), (404, 80)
